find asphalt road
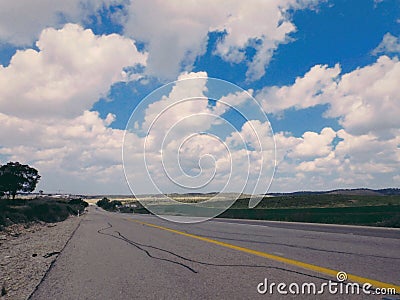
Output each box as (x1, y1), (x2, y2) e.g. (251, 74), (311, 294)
(30, 206), (400, 300)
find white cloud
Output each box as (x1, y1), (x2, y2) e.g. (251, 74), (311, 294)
(290, 127), (336, 159)
(227, 120), (275, 152)
(142, 71), (209, 136)
(296, 152), (340, 173)
(137, 72), (227, 192)
(1, 9), (397, 194)
(3, 70), (272, 195)
(273, 131), (302, 165)
(212, 1), (297, 81)
(0, 110), (132, 194)
(257, 64), (341, 113)
(324, 56), (400, 136)
(259, 52), (400, 191)
(257, 55), (400, 136)
(0, 0), (126, 45)
(270, 127), (400, 191)
(295, 129), (399, 184)
(1, 0), (325, 82)
(272, 128), (338, 176)
(372, 33), (400, 55)
(0, 23), (147, 119)
(0, 23), (148, 194)
(123, 0), (324, 81)
(213, 90), (253, 116)
(122, 72), (275, 195)
(335, 130), (399, 172)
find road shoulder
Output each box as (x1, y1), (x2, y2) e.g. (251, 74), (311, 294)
(0, 216), (82, 300)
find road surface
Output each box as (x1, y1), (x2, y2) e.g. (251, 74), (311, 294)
(30, 206), (400, 299)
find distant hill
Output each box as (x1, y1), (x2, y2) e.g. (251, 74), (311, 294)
(326, 189), (382, 196)
(267, 188), (400, 196)
(376, 188), (400, 195)
(80, 188), (400, 198)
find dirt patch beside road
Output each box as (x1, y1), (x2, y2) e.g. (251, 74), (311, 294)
(0, 216), (82, 300)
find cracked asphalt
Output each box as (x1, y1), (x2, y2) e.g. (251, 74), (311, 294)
(30, 206), (400, 300)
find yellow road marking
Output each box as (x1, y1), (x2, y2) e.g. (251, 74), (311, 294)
(132, 219), (400, 293)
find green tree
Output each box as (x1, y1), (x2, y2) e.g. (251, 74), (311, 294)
(96, 197), (122, 211)
(96, 197), (110, 208)
(0, 162), (41, 199)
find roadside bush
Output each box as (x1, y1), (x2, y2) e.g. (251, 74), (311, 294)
(119, 206), (134, 213)
(69, 198), (89, 207)
(0, 197), (89, 230)
(96, 197), (122, 211)
(96, 197), (110, 208)
(7, 212), (28, 224)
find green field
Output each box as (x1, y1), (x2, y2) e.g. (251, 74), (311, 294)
(117, 194), (400, 228)
(220, 205), (400, 227)
(231, 194), (400, 209)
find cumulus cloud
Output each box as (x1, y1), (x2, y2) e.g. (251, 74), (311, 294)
(0, 23), (148, 194)
(0, 110), (132, 194)
(123, 71), (275, 195)
(272, 128), (338, 176)
(290, 127), (336, 159)
(372, 33), (400, 55)
(261, 54), (400, 191)
(123, 0), (324, 81)
(296, 152), (340, 173)
(324, 56), (400, 136)
(257, 63), (341, 113)
(271, 126), (400, 191)
(257, 55), (400, 136)
(0, 23), (147, 119)
(142, 71), (209, 138)
(140, 72), (224, 187)
(1, 67), (270, 195)
(1, 7), (397, 194)
(0, 0), (126, 45)
(293, 129), (400, 185)
(1, 0), (325, 82)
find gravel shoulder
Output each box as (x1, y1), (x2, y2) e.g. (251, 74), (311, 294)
(0, 215), (83, 300)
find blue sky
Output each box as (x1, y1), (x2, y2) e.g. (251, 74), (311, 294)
(0, 0), (399, 194)
(94, 0), (399, 134)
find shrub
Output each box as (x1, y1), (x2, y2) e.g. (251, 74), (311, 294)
(96, 197), (110, 208)
(96, 197), (122, 211)
(69, 198), (88, 207)
(0, 197), (89, 230)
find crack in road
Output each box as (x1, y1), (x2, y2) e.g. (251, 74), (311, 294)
(98, 222), (198, 273)
(97, 222), (339, 283)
